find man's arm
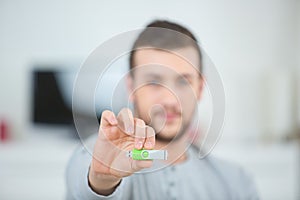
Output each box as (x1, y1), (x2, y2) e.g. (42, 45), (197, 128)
(65, 143), (131, 200)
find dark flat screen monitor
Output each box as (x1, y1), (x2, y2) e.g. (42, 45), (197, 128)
(31, 70), (73, 125)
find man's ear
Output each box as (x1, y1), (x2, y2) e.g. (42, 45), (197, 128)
(197, 75), (205, 101)
(126, 74), (135, 102)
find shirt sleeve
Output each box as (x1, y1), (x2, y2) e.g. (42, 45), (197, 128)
(65, 144), (132, 200)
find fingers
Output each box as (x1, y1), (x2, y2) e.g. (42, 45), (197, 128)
(100, 108), (156, 151)
(117, 108), (134, 135)
(100, 110), (118, 129)
(144, 126), (155, 150)
(134, 119), (146, 149)
(134, 120), (156, 150)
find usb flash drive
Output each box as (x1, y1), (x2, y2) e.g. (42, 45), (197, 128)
(126, 149), (168, 160)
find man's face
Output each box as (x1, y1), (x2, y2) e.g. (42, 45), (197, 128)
(128, 47), (203, 142)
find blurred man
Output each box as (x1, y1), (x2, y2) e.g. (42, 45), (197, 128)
(66, 20), (259, 200)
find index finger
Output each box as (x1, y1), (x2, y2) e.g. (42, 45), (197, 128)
(100, 110), (118, 129)
(117, 108), (134, 135)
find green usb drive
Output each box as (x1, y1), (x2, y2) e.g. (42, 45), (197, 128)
(126, 149), (168, 160)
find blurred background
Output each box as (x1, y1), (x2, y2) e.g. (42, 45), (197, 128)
(0, 0), (300, 199)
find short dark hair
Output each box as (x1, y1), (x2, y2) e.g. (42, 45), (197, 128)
(129, 20), (203, 75)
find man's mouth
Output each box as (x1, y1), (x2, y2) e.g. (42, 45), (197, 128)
(155, 112), (181, 123)
(165, 113), (180, 121)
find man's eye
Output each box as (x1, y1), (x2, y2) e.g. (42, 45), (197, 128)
(147, 80), (160, 86)
(177, 78), (189, 86)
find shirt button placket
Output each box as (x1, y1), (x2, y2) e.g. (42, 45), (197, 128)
(169, 166), (177, 200)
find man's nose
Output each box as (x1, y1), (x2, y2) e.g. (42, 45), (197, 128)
(160, 87), (179, 107)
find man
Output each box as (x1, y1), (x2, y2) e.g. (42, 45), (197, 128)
(66, 20), (259, 199)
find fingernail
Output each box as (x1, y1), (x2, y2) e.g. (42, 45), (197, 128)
(146, 141), (153, 148)
(110, 116), (117, 124)
(135, 141), (143, 149)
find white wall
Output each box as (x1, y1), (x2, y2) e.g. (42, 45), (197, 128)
(297, 0), (300, 129)
(0, 0), (298, 142)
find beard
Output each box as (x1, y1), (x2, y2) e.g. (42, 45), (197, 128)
(134, 102), (195, 143)
(155, 122), (190, 143)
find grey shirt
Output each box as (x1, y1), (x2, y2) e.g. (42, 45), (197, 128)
(66, 138), (259, 200)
